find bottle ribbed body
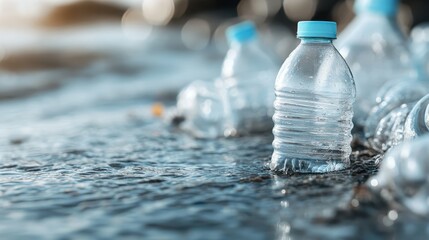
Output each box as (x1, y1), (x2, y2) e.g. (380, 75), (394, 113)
(271, 88), (354, 173)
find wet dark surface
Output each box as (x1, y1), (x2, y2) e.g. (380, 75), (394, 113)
(0, 31), (428, 240)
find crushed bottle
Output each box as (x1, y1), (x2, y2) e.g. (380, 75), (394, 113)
(369, 102), (416, 152)
(366, 93), (429, 152)
(365, 80), (428, 148)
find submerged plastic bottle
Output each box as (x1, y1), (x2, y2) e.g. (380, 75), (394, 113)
(270, 21), (355, 173)
(368, 134), (429, 216)
(220, 21), (278, 137)
(336, 0), (417, 127)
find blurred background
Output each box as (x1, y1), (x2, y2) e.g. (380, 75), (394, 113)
(0, 0), (427, 100)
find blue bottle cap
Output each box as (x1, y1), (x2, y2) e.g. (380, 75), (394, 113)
(297, 21), (337, 39)
(354, 0), (399, 16)
(226, 21), (257, 43)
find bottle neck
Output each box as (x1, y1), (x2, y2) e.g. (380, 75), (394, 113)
(299, 38), (333, 44)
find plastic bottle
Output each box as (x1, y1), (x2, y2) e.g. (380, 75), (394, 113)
(368, 134), (429, 216)
(365, 22), (429, 145)
(176, 21), (278, 138)
(220, 21), (278, 137)
(368, 93), (429, 151)
(270, 21), (356, 173)
(364, 79), (428, 142)
(364, 20), (429, 148)
(336, 0), (417, 127)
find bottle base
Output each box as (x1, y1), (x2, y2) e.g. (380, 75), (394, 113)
(270, 156), (349, 174)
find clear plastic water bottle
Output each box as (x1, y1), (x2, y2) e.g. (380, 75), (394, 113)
(220, 21), (278, 137)
(368, 134), (429, 216)
(336, 0), (418, 127)
(270, 21), (356, 173)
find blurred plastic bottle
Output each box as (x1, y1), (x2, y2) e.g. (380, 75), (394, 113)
(336, 0), (418, 127)
(368, 134), (429, 216)
(176, 21), (277, 138)
(270, 21), (355, 173)
(220, 21), (278, 137)
(410, 23), (429, 81)
(176, 80), (224, 139)
(364, 20), (429, 148)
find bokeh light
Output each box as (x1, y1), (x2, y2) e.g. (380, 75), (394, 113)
(331, 0), (354, 32)
(142, 0), (175, 26)
(173, 0), (188, 18)
(181, 18), (211, 50)
(121, 7), (153, 42)
(260, 24), (297, 60)
(283, 0), (318, 22)
(237, 0), (282, 22)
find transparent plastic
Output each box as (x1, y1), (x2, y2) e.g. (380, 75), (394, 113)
(271, 38), (356, 173)
(176, 80), (224, 139)
(365, 79), (428, 140)
(368, 135), (429, 216)
(336, 12), (418, 126)
(369, 102), (415, 152)
(367, 93), (429, 152)
(403, 94), (429, 140)
(220, 39), (278, 137)
(176, 33), (278, 139)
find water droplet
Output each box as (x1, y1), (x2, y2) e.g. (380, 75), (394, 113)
(351, 198), (359, 208)
(388, 210), (398, 221)
(280, 200), (289, 208)
(370, 179), (378, 187)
